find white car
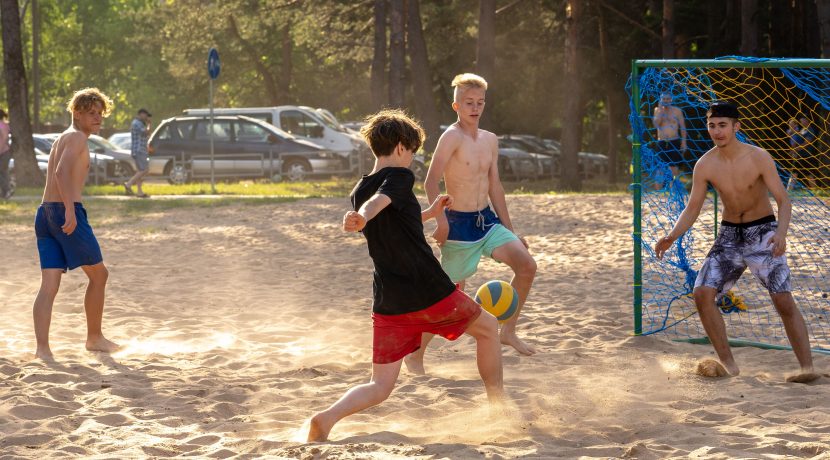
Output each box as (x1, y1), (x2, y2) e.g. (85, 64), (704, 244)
(107, 131), (131, 150)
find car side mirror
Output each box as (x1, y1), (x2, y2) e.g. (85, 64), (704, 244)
(310, 126), (324, 138)
(267, 133), (279, 144)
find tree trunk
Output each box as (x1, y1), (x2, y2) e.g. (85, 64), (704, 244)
(767, 0), (790, 55)
(598, 4), (617, 183)
(477, 0), (496, 81)
(406, 0), (440, 153)
(740, 0), (758, 56)
(1, 0), (42, 186)
(477, 0), (496, 130)
(662, 0), (674, 58)
(388, 0), (405, 108)
(560, 0), (582, 191)
(818, 0), (830, 58)
(278, 22), (293, 103)
(371, 0), (388, 110)
(32, 0), (40, 132)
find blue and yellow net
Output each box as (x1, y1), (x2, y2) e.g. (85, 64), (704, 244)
(628, 57), (830, 352)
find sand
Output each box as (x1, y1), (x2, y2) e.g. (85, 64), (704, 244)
(1, 194), (829, 459)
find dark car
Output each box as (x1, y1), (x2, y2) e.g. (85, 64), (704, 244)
(148, 115), (341, 183)
(498, 148), (542, 180)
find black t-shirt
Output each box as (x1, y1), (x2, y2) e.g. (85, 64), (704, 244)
(350, 167), (455, 315)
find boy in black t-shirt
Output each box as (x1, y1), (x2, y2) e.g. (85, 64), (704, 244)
(307, 109), (504, 442)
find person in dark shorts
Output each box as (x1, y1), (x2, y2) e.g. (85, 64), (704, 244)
(652, 92), (688, 187)
(306, 109), (504, 442)
(32, 88), (120, 360)
(655, 100), (818, 383)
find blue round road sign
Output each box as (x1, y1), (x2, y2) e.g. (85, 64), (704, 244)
(208, 48), (220, 79)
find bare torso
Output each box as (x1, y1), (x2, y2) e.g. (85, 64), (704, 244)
(42, 129), (90, 203)
(699, 143), (775, 222)
(442, 125), (497, 211)
(654, 105), (683, 140)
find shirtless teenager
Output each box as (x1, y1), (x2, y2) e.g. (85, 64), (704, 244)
(406, 73), (537, 374)
(655, 101), (819, 383)
(32, 88), (120, 360)
(652, 92), (687, 186)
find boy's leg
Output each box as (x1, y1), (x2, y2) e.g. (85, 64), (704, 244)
(308, 360), (403, 442)
(491, 240), (537, 355)
(33, 269), (63, 360)
(404, 281), (466, 375)
(693, 286), (739, 377)
(770, 292), (820, 383)
(463, 310), (505, 403)
(79, 262), (119, 352)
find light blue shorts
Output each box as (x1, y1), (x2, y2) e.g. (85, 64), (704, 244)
(440, 207), (519, 282)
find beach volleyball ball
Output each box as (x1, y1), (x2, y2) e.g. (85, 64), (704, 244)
(474, 280), (519, 323)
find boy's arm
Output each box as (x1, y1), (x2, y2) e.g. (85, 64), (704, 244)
(760, 150), (791, 257)
(655, 156), (708, 259)
(422, 194), (453, 223)
(343, 193), (392, 232)
(486, 135), (515, 229)
(424, 130), (458, 244)
(54, 134), (85, 235)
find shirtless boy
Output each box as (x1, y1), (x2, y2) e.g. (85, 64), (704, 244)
(655, 101), (819, 383)
(33, 88), (120, 360)
(652, 92), (687, 185)
(407, 73), (537, 374)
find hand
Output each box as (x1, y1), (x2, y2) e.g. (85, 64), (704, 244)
(427, 194), (453, 218)
(768, 232), (787, 257)
(654, 235), (675, 260)
(62, 208), (77, 235)
(342, 211), (366, 232)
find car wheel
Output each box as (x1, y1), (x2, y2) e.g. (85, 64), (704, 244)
(112, 161), (135, 180)
(165, 162), (190, 185)
(282, 158), (311, 182)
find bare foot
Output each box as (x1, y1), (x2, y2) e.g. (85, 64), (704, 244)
(695, 359), (735, 378)
(404, 354), (426, 375)
(307, 413), (332, 442)
(34, 348), (54, 361)
(500, 330), (536, 355)
(86, 336), (121, 353)
(786, 372), (821, 384)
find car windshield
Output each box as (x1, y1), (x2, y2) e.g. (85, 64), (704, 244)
(301, 107), (345, 132)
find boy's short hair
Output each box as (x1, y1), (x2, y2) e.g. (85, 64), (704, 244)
(452, 73), (488, 101)
(360, 109), (425, 157)
(706, 100), (740, 121)
(66, 88), (113, 117)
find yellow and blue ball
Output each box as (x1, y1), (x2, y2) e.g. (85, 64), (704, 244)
(474, 280), (519, 323)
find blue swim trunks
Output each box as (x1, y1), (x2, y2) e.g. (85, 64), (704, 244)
(35, 202), (103, 271)
(440, 206), (519, 282)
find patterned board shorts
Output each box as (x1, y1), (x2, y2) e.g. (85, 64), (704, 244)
(694, 215), (791, 300)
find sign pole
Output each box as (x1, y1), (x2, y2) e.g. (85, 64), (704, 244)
(207, 48), (221, 194)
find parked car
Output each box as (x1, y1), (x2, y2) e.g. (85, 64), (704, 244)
(498, 136), (557, 177)
(107, 131), (131, 150)
(182, 106), (369, 176)
(498, 147), (542, 181)
(88, 135), (136, 179)
(148, 115), (343, 183)
(33, 133), (122, 184)
(537, 136), (610, 178)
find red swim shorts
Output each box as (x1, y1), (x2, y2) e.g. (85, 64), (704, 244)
(372, 288), (482, 364)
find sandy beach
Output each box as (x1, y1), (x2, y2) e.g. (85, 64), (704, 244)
(1, 194), (829, 459)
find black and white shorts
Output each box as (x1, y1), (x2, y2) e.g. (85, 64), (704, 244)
(694, 215), (791, 300)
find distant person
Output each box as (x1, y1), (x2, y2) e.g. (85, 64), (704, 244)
(0, 108), (12, 199)
(412, 72), (537, 375)
(652, 92), (687, 187)
(654, 101), (818, 383)
(33, 88), (120, 360)
(124, 108), (152, 198)
(307, 109), (504, 442)
(787, 116), (819, 191)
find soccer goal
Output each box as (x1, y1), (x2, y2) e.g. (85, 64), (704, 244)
(627, 56), (830, 353)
